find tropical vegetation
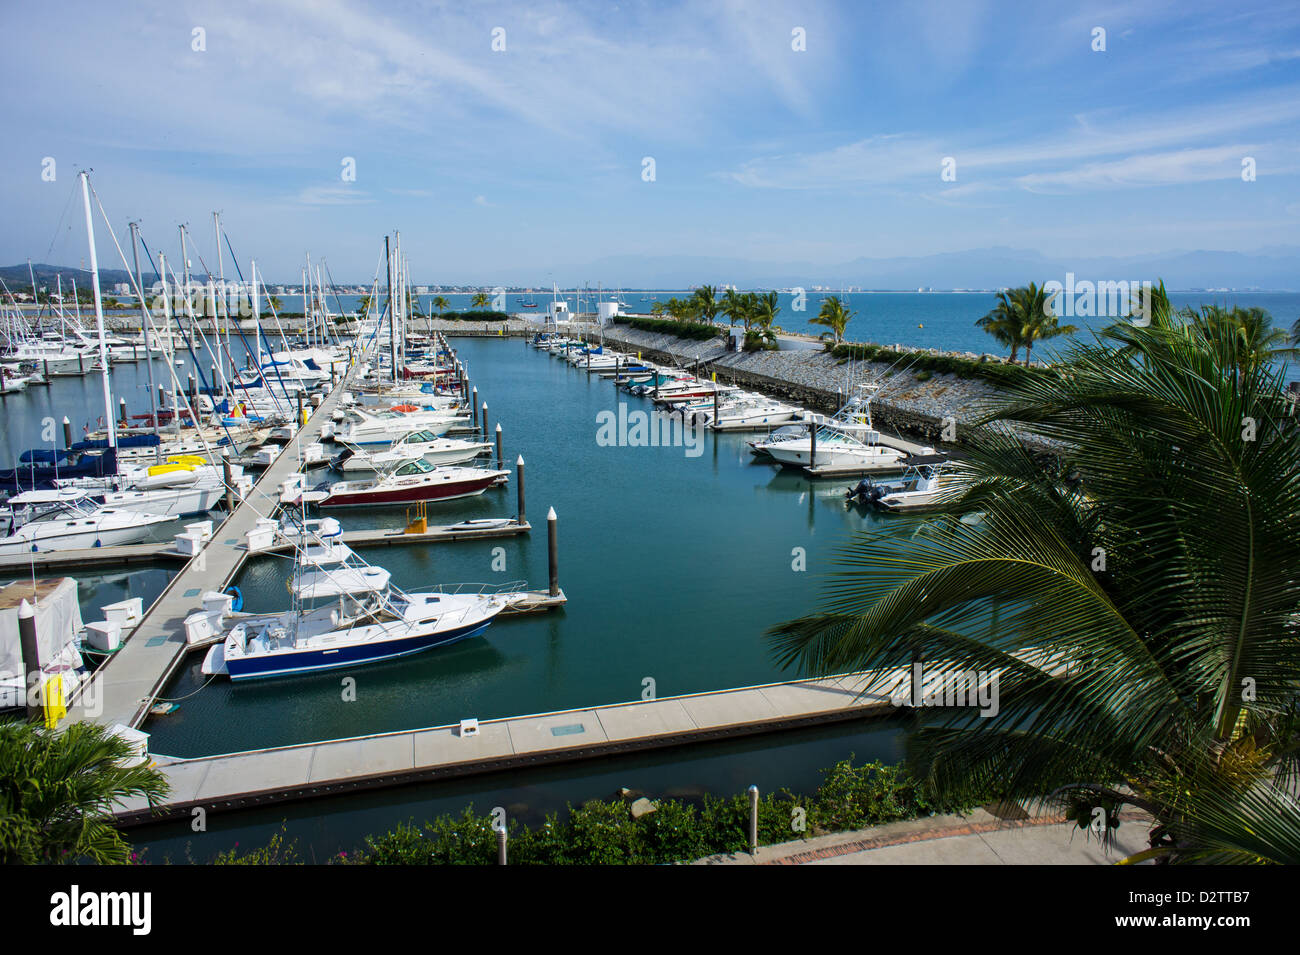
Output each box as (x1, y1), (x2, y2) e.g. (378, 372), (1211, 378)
(976, 282), (1076, 364)
(0, 720), (169, 864)
(810, 295), (853, 343)
(770, 309), (1300, 863)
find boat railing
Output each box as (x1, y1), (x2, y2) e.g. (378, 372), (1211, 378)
(426, 579), (527, 597)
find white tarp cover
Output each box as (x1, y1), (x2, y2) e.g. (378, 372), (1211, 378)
(0, 577), (83, 677)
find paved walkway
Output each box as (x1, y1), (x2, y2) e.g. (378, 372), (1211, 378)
(697, 806), (1152, 865)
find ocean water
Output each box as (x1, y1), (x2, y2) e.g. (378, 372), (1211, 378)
(331, 290), (1300, 378)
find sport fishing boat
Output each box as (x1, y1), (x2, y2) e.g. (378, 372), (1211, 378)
(308, 459), (508, 508)
(331, 430), (491, 473)
(0, 493), (171, 554)
(332, 407), (469, 445)
(196, 540), (520, 680)
(846, 455), (959, 512)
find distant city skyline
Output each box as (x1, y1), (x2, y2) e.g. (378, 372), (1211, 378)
(2, 1), (1298, 286)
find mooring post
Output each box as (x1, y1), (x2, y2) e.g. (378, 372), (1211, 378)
(497, 826), (508, 866)
(748, 784), (759, 854)
(119, 397), (128, 431)
(471, 387), (478, 429)
(297, 391), (305, 429)
(18, 599), (40, 722)
(516, 455), (526, 526)
(713, 386), (720, 426)
(62, 416), (72, 449)
(481, 402), (488, 441)
(809, 420), (817, 471)
(547, 507), (559, 597)
(495, 423), (503, 470)
(223, 450), (235, 512)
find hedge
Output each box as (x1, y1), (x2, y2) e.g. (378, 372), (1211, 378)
(827, 342), (1051, 387)
(192, 757), (999, 865)
(433, 310), (511, 322)
(612, 316), (721, 342)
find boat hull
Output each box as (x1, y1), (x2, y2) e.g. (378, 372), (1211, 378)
(222, 615), (494, 680)
(319, 473), (500, 507)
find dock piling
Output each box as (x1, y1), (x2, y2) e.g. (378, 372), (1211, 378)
(515, 455), (525, 525)
(223, 451), (235, 512)
(18, 599), (40, 723)
(548, 507), (559, 597)
(481, 402), (488, 441)
(62, 416), (72, 449)
(472, 387), (478, 429)
(495, 422), (502, 469)
(748, 784), (759, 854)
(497, 827), (508, 866)
(119, 397), (128, 431)
(809, 421), (817, 470)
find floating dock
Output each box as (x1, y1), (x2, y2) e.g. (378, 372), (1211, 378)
(114, 670), (899, 826)
(66, 378), (357, 730)
(0, 520), (530, 572)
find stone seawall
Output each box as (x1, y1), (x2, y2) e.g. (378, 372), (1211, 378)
(584, 324), (1010, 445)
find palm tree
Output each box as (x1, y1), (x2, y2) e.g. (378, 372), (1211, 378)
(650, 301), (666, 317)
(432, 295), (450, 318)
(754, 290), (780, 332)
(769, 317), (1300, 863)
(1, 720), (170, 864)
(810, 295), (852, 343)
(266, 294), (283, 315)
(358, 294), (373, 319)
(720, 288), (745, 328)
(977, 290), (1025, 363)
(471, 292), (491, 311)
(693, 285), (721, 325)
(1018, 283), (1075, 366)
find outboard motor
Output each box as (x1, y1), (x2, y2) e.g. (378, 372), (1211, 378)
(846, 478), (872, 502)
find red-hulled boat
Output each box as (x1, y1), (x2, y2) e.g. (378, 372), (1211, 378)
(310, 459), (508, 508)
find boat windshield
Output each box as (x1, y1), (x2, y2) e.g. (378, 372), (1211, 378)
(394, 458), (436, 476)
(402, 430), (436, 443)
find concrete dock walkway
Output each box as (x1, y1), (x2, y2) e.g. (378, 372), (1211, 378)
(114, 671), (894, 825)
(68, 379), (353, 730)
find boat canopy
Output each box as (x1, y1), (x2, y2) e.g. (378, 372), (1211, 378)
(294, 565), (392, 600)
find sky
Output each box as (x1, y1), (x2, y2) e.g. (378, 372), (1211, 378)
(2, 0), (1299, 285)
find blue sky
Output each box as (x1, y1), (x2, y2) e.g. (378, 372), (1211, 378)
(2, 0), (1299, 284)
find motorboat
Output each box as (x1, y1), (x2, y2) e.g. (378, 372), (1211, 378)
(761, 421), (908, 471)
(331, 430), (491, 473)
(308, 459), (508, 507)
(846, 455), (959, 511)
(0, 493), (171, 554)
(195, 541), (521, 680)
(333, 407), (469, 445)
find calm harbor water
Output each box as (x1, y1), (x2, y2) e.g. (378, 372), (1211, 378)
(143, 335), (901, 757)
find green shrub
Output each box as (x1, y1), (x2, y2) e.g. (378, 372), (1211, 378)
(613, 316), (720, 342)
(207, 756), (1000, 865)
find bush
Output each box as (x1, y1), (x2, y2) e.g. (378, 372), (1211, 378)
(437, 310), (511, 322)
(613, 316), (721, 342)
(209, 756), (1001, 865)
(827, 341), (1050, 388)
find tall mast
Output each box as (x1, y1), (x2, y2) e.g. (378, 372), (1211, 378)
(78, 171), (116, 449)
(385, 234), (395, 384)
(214, 211), (228, 394)
(251, 259), (262, 370)
(159, 253), (178, 436)
(130, 222), (161, 463)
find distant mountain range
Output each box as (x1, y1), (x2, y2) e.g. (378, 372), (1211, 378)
(6, 245), (1299, 292)
(0, 263), (157, 293)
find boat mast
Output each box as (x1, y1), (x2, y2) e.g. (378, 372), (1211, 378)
(213, 211), (228, 399)
(385, 234), (395, 385)
(159, 253), (179, 437)
(251, 259), (261, 370)
(130, 221), (161, 463)
(78, 171), (116, 450)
